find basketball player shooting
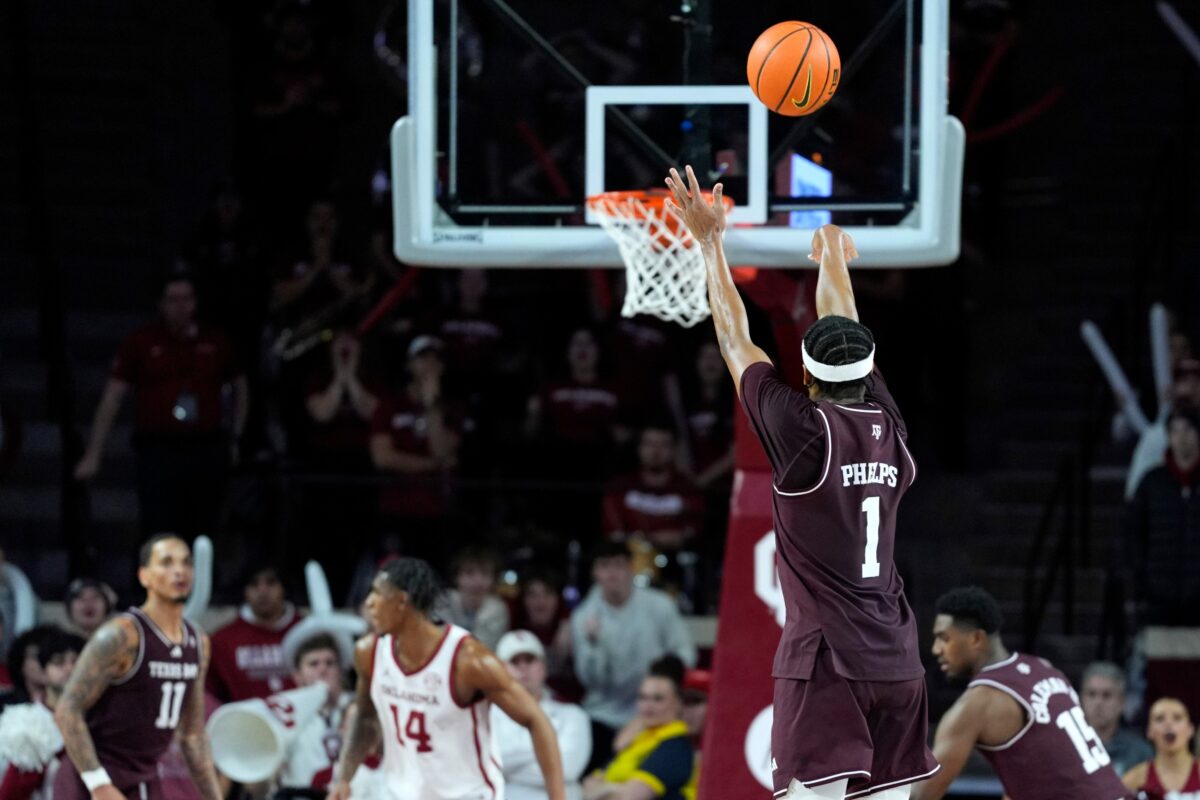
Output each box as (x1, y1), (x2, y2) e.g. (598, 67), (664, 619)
(53, 534), (222, 800)
(328, 558), (565, 800)
(665, 165), (938, 800)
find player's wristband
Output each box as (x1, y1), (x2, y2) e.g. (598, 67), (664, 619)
(81, 768), (113, 792)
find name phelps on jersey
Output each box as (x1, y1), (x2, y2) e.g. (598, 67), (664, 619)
(149, 661), (201, 680)
(379, 684), (442, 707)
(840, 461), (900, 488)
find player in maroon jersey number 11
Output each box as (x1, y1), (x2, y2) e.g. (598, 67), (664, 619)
(53, 534), (222, 800)
(328, 557), (565, 800)
(913, 586), (1134, 800)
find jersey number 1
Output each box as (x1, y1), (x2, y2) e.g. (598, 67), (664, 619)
(861, 497), (881, 578)
(389, 705), (434, 753)
(154, 681), (187, 729)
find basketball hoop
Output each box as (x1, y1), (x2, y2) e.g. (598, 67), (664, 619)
(587, 189), (733, 328)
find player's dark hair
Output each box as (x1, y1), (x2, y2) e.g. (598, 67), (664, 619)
(647, 654), (686, 699)
(37, 630), (87, 670)
(379, 557), (444, 614)
(936, 586), (1004, 635)
(802, 315), (875, 401)
(138, 533), (187, 567)
(293, 633), (342, 669)
(592, 540), (632, 564)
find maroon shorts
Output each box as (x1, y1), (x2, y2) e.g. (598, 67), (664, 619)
(54, 759), (166, 800)
(772, 645), (939, 798)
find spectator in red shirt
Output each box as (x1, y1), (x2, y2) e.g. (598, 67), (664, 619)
(292, 330), (382, 597)
(437, 269), (507, 389)
(527, 326), (627, 478)
(369, 336), (463, 560)
(299, 331), (381, 466)
(207, 564), (301, 702)
(271, 200), (371, 329)
(607, 313), (679, 427)
(73, 274), (247, 535)
(603, 423), (703, 553)
(682, 342), (736, 490)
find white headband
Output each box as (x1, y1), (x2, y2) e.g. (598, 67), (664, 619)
(802, 343), (875, 382)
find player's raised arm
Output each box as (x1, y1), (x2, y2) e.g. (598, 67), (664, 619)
(810, 222), (861, 321)
(54, 616), (140, 800)
(461, 639), (567, 800)
(328, 636), (383, 800)
(176, 632), (222, 800)
(910, 690), (989, 800)
(666, 165), (770, 392)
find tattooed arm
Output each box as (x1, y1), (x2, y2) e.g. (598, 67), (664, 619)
(177, 632), (222, 800)
(54, 616), (140, 799)
(327, 635), (382, 800)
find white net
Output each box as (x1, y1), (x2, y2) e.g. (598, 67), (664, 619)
(588, 191), (711, 328)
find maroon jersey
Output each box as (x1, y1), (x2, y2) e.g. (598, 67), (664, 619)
(88, 608), (202, 785)
(970, 653), (1133, 800)
(740, 362), (922, 681)
(1136, 758), (1200, 800)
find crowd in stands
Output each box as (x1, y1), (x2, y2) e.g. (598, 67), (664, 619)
(0, 543), (704, 800)
(8, 547), (1200, 799)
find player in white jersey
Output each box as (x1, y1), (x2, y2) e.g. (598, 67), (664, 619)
(329, 557), (565, 800)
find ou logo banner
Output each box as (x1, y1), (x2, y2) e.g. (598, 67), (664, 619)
(754, 531), (785, 628)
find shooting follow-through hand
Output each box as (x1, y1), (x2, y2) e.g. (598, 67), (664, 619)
(665, 165), (726, 246)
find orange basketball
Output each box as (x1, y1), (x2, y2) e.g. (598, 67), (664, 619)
(747, 21), (841, 117)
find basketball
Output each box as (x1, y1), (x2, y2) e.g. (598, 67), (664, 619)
(747, 21), (841, 117)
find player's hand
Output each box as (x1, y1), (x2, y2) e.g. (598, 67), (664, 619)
(665, 165), (727, 245)
(809, 224), (859, 263)
(91, 785), (128, 800)
(74, 450), (100, 481)
(327, 780), (352, 800)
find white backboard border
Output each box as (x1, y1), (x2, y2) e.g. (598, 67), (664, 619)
(393, 0), (963, 268)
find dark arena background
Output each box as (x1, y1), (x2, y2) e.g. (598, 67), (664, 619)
(1, 0), (1200, 798)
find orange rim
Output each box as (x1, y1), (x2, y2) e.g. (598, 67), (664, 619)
(587, 188), (734, 214)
